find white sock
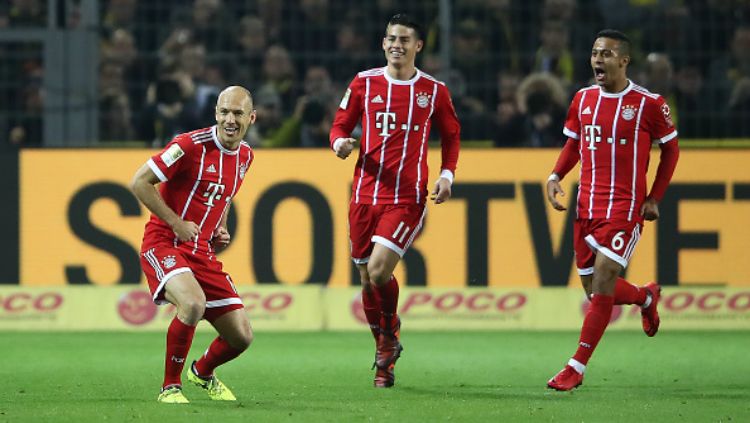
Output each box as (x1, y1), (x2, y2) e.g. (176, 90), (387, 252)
(568, 358), (586, 374)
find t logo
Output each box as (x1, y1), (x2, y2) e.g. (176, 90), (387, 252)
(203, 182), (226, 207)
(375, 111), (397, 137)
(584, 124), (602, 150)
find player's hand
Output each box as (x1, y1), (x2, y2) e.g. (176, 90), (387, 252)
(334, 138), (357, 159)
(546, 179), (567, 211)
(172, 219), (200, 242)
(210, 226), (231, 252)
(640, 197), (659, 221)
(431, 177), (452, 204)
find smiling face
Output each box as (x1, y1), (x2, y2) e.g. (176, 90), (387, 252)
(382, 24), (423, 69)
(591, 37), (630, 92)
(215, 86), (256, 148)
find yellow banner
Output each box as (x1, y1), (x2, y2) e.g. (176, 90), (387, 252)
(19, 149), (750, 287)
(2, 287), (747, 331)
(0, 286), (323, 331)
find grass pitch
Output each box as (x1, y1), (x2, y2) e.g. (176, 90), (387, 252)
(2, 330), (748, 422)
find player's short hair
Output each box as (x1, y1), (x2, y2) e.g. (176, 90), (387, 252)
(387, 14), (424, 41)
(596, 29), (631, 57)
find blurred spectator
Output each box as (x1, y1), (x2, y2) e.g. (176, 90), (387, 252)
(8, 76), (43, 148)
(260, 44), (300, 115)
(709, 25), (750, 136)
(674, 63), (711, 138)
(331, 17), (373, 83)
(232, 15), (268, 87)
(6, 0), (45, 27)
(283, 0), (337, 73)
(245, 84), (283, 147)
(452, 18), (494, 110)
(99, 91), (135, 141)
(495, 73), (567, 147)
(531, 19), (576, 89)
(138, 76), (192, 146)
(263, 66), (336, 148)
(640, 53), (678, 127)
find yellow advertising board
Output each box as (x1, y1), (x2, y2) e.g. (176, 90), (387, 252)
(19, 149), (750, 287)
(0, 286), (323, 331)
(1, 287), (747, 331)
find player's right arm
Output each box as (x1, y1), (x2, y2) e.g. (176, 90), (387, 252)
(130, 136), (200, 242)
(547, 92), (583, 211)
(330, 76), (364, 160)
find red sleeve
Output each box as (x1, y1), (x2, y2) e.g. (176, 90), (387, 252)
(647, 137), (679, 202)
(433, 83), (461, 175)
(329, 76), (364, 149)
(552, 138), (580, 179)
(647, 95), (678, 143)
(147, 134), (195, 182)
(562, 91), (582, 141)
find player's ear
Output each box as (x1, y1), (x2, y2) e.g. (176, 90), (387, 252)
(621, 55), (630, 68)
(416, 39), (424, 53)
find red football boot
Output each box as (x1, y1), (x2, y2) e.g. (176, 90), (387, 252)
(547, 365), (584, 391)
(373, 319), (402, 388)
(641, 282), (661, 337)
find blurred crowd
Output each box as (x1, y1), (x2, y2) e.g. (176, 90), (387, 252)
(3, 0), (750, 148)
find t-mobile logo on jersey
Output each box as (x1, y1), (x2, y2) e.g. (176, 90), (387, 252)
(203, 182), (226, 207)
(584, 124), (602, 150)
(375, 111), (397, 136)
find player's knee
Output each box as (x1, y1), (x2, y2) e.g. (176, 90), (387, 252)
(230, 329), (254, 351)
(367, 267), (390, 286)
(179, 298), (206, 324)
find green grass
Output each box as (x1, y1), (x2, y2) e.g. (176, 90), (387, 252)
(1, 331), (748, 422)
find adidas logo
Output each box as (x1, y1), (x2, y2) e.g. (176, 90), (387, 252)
(206, 164), (216, 173)
(371, 95), (383, 104)
(582, 106), (592, 115)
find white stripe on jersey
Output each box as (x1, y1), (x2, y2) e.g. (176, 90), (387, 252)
(659, 130), (678, 143)
(355, 78), (371, 204)
(372, 80), (393, 205)
(576, 90), (589, 219)
(394, 83), (415, 204)
(194, 150), (224, 254)
(606, 96), (624, 219)
(213, 151), (243, 247)
(628, 97), (647, 221)
(415, 83), (438, 203)
(403, 205), (428, 250)
(178, 144), (207, 247)
(587, 94), (603, 219)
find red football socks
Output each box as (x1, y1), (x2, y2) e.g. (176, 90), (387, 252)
(163, 317), (196, 388)
(377, 275), (400, 333)
(361, 287), (382, 340)
(572, 294), (614, 366)
(614, 277), (647, 306)
(194, 336), (243, 378)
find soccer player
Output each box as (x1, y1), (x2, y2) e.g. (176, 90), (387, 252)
(545, 30), (680, 391)
(330, 14), (461, 388)
(130, 86), (256, 403)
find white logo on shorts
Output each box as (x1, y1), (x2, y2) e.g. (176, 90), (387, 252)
(162, 255), (177, 269)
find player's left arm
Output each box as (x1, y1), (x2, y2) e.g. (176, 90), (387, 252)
(642, 97), (680, 221)
(431, 83), (461, 204)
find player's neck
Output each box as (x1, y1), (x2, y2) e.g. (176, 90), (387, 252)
(603, 77), (629, 94)
(218, 136), (240, 150)
(386, 63), (417, 81)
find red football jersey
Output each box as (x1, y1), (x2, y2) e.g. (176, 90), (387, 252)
(142, 126), (254, 255)
(563, 81), (678, 221)
(330, 67), (461, 205)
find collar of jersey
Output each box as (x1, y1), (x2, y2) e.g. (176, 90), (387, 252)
(382, 66), (421, 85)
(211, 125), (240, 155)
(598, 79), (634, 98)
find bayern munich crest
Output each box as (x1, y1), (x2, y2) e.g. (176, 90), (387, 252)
(162, 255), (177, 269)
(621, 104), (637, 121)
(416, 92), (431, 108)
